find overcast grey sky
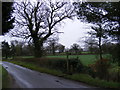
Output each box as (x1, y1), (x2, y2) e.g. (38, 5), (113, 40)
(59, 18), (92, 48)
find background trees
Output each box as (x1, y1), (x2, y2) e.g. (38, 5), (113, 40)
(44, 36), (65, 55)
(2, 40), (34, 58)
(45, 37), (59, 55)
(2, 41), (10, 59)
(57, 43), (65, 54)
(84, 34), (98, 54)
(10, 40), (35, 57)
(69, 43), (82, 55)
(2, 2), (14, 35)
(12, 1), (75, 57)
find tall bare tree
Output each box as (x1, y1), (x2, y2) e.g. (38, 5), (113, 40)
(12, 1), (75, 57)
(89, 24), (108, 60)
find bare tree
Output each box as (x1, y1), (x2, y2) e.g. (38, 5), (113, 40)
(11, 1), (75, 57)
(70, 43), (82, 55)
(57, 43), (65, 53)
(46, 37), (59, 55)
(10, 40), (26, 57)
(89, 24), (108, 60)
(84, 33), (98, 54)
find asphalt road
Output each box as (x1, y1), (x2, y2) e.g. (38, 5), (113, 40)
(2, 61), (96, 88)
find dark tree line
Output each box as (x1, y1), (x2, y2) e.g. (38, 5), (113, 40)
(2, 40), (66, 58)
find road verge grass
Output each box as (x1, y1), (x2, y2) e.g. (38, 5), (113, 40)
(66, 74), (119, 88)
(4, 60), (120, 88)
(1, 65), (10, 88)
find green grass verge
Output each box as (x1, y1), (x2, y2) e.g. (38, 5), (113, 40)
(4, 60), (120, 88)
(66, 74), (120, 88)
(0, 65), (10, 88)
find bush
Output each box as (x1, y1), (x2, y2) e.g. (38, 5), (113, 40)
(109, 66), (120, 82)
(48, 59), (67, 72)
(74, 58), (84, 72)
(89, 58), (111, 80)
(110, 44), (120, 65)
(47, 58), (85, 73)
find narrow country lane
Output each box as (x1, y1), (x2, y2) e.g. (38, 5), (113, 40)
(2, 61), (97, 88)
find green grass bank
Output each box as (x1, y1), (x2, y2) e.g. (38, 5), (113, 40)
(0, 65), (10, 88)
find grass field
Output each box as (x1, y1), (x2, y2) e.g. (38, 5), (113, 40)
(46, 55), (97, 66)
(46, 54), (110, 66)
(13, 54), (110, 66)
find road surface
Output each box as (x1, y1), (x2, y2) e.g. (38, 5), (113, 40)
(2, 61), (96, 88)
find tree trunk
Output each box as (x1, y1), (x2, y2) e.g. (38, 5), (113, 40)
(52, 45), (55, 55)
(5, 52), (8, 59)
(33, 38), (43, 58)
(98, 37), (102, 60)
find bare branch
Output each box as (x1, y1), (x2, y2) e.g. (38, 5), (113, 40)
(13, 1), (75, 57)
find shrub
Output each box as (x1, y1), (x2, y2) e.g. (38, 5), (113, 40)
(66, 58), (85, 74)
(47, 58), (84, 73)
(109, 66), (120, 82)
(89, 58), (111, 80)
(48, 59), (67, 72)
(75, 59), (84, 72)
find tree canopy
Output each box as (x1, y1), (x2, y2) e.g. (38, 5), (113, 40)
(74, 2), (120, 41)
(2, 2), (14, 35)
